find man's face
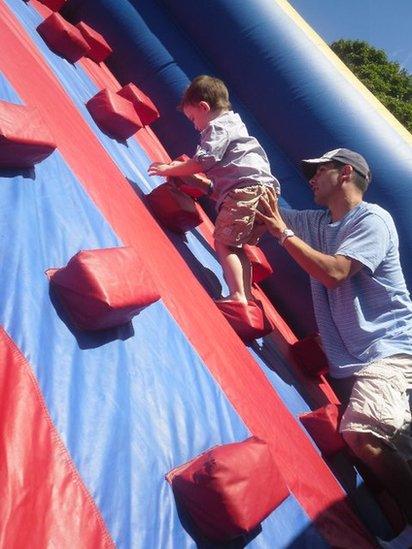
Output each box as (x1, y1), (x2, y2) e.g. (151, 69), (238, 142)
(183, 103), (211, 131)
(309, 162), (342, 206)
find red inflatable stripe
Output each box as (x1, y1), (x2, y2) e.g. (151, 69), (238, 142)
(0, 327), (114, 548)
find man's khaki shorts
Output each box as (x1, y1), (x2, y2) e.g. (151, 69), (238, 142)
(339, 354), (412, 460)
(213, 185), (274, 247)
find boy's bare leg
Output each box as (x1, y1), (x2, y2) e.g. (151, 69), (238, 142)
(214, 241), (253, 303)
(239, 246), (253, 301)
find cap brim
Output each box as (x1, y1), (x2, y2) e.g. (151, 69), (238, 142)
(300, 158), (329, 180)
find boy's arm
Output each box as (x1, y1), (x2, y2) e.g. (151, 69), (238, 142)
(148, 158), (213, 194)
(148, 158), (203, 177)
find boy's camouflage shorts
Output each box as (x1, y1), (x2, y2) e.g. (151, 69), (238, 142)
(214, 185), (274, 247)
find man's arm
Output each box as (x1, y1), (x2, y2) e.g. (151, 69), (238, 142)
(281, 237), (363, 289)
(148, 158), (203, 177)
(256, 189), (363, 289)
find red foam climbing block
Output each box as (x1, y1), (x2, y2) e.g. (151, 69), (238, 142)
(168, 154), (210, 199)
(146, 182), (202, 233)
(166, 437), (289, 542)
(37, 0), (66, 10)
(244, 245), (274, 283)
(46, 247), (160, 330)
(76, 21), (113, 63)
(0, 100), (56, 169)
(299, 404), (346, 457)
(290, 333), (329, 376)
(37, 13), (91, 63)
(168, 176), (205, 200)
(215, 300), (275, 341)
(86, 89), (143, 139)
(118, 83), (160, 126)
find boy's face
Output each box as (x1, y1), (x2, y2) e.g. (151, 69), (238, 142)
(183, 102), (211, 131)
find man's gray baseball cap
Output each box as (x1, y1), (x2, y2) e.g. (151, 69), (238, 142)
(301, 148), (371, 182)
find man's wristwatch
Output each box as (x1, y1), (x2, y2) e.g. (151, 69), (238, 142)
(279, 228), (295, 246)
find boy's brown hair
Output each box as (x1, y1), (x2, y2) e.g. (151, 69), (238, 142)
(180, 75), (231, 111)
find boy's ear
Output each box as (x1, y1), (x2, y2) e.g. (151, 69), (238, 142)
(198, 101), (211, 112)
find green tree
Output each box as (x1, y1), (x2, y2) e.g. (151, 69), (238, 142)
(330, 39), (412, 133)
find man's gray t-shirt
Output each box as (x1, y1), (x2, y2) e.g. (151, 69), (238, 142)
(193, 111), (280, 209)
(282, 202), (412, 378)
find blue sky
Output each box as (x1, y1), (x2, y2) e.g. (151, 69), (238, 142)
(288, 0), (412, 74)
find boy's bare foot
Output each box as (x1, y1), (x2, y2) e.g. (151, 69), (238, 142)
(214, 295), (258, 305)
(214, 295), (247, 304)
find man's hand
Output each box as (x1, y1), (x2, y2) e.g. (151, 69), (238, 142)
(255, 188), (287, 240)
(257, 188), (363, 288)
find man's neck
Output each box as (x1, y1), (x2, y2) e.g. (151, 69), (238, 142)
(329, 196), (363, 222)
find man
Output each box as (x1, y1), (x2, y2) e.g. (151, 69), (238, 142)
(256, 149), (412, 549)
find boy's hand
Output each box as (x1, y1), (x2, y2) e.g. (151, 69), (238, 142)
(148, 162), (171, 176)
(148, 158), (203, 178)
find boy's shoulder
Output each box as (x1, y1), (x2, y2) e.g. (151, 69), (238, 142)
(208, 110), (243, 131)
(202, 111), (248, 145)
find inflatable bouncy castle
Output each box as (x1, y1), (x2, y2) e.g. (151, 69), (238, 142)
(1, 0), (411, 547)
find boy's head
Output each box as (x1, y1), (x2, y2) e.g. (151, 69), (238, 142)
(180, 75), (231, 131)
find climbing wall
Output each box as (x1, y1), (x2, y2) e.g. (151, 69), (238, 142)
(0, 0), (406, 547)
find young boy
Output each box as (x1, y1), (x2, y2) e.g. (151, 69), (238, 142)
(148, 75), (280, 303)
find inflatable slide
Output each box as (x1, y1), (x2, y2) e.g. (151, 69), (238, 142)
(1, 0), (411, 547)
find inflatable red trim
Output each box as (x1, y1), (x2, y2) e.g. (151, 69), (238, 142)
(0, 327), (115, 547)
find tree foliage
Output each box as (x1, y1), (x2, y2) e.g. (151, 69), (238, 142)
(330, 39), (412, 133)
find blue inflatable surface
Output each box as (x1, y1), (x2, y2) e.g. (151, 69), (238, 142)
(1, 0), (409, 546)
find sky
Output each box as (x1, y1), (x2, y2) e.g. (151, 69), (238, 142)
(288, 0), (412, 74)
